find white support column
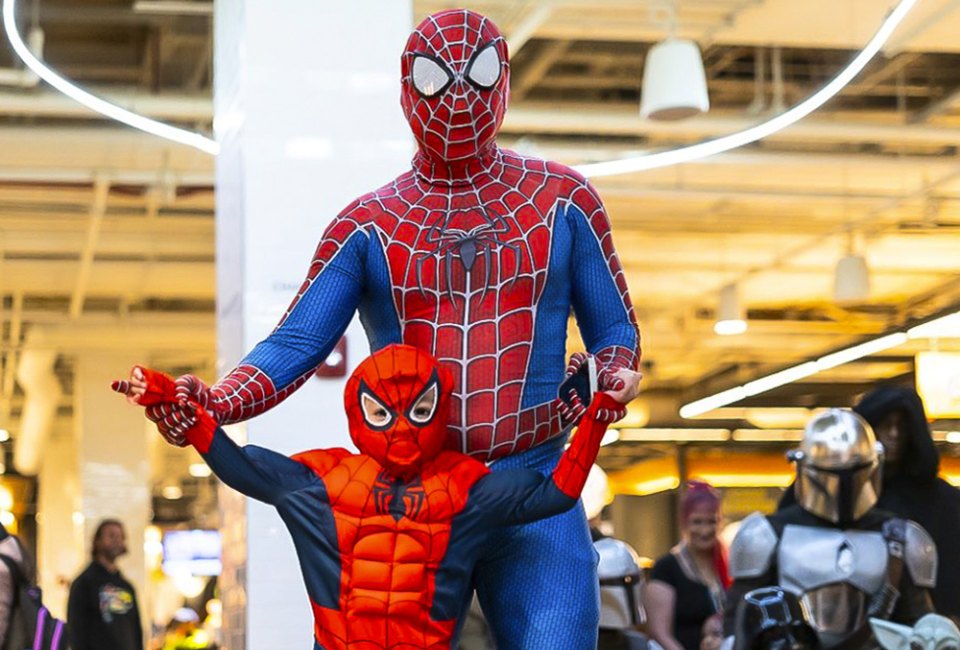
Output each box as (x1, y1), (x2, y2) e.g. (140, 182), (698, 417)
(37, 427), (82, 620)
(214, 2), (412, 647)
(73, 353), (151, 642)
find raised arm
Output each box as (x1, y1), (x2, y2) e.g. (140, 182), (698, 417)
(147, 208), (371, 444)
(116, 367), (324, 504)
(471, 392), (621, 526)
(565, 175), (641, 420)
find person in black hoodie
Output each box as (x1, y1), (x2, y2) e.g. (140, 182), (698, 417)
(67, 519), (143, 650)
(778, 386), (960, 620)
(856, 386), (960, 620)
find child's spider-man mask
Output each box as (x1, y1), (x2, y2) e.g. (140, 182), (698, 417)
(400, 9), (510, 163)
(345, 344), (453, 481)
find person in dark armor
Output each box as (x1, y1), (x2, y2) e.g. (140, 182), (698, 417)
(725, 409), (937, 650)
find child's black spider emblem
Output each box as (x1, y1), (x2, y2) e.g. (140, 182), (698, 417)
(373, 472), (426, 521)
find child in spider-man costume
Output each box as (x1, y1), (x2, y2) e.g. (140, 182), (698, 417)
(116, 345), (625, 649)
(142, 9), (641, 647)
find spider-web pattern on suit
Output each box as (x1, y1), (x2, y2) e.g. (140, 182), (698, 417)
(145, 9), (640, 649)
(198, 148), (637, 462)
(137, 347), (619, 649)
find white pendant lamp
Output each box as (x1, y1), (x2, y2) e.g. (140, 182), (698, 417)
(640, 37), (710, 121)
(834, 253), (871, 304)
(834, 231), (871, 304)
(714, 283), (747, 336)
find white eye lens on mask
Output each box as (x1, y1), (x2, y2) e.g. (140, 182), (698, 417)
(467, 43), (501, 89)
(361, 391), (394, 429)
(412, 55), (452, 97)
(408, 382), (438, 425)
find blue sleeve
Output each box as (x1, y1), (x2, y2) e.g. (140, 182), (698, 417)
(468, 469), (576, 527)
(242, 229), (367, 388)
(565, 202), (639, 355)
(202, 428), (320, 505)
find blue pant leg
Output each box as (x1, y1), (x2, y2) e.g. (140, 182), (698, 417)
(474, 437), (600, 649)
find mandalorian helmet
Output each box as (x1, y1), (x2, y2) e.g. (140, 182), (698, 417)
(596, 537), (645, 630)
(789, 409), (883, 524)
(734, 587), (821, 650)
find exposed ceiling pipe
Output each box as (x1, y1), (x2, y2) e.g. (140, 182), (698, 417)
(0, 292), (23, 424)
(0, 26), (42, 88)
(13, 330), (62, 475)
(770, 45), (786, 113)
(746, 47), (766, 115)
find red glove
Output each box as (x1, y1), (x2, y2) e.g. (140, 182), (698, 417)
(556, 352), (629, 425)
(112, 369), (211, 447)
(553, 392), (621, 498)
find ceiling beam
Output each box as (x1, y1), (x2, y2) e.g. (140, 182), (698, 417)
(512, 39), (570, 100)
(502, 103), (960, 148)
(38, 3), (209, 25)
(0, 89), (211, 122)
(910, 84), (960, 124)
(69, 178), (110, 320)
(1, 259), (214, 299)
(506, 3), (553, 55)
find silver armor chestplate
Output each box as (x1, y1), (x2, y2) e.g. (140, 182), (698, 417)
(778, 524), (887, 648)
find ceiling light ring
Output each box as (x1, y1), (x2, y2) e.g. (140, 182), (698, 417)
(5, 0), (915, 164)
(575, 0), (918, 178)
(2, 0), (219, 155)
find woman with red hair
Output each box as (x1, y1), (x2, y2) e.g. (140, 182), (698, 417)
(644, 481), (731, 650)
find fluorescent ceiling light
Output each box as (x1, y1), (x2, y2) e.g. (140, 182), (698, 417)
(714, 320), (748, 336)
(600, 429), (621, 447)
(907, 311), (960, 339)
(575, 0), (917, 178)
(732, 429), (804, 443)
(618, 428), (729, 442)
(695, 473), (794, 489)
(188, 462), (212, 478)
(815, 332), (908, 370)
(3, 0), (219, 155)
(627, 475), (681, 496)
(133, 1), (213, 16)
(743, 362), (819, 396)
(680, 331), (911, 418)
(679, 387), (747, 419)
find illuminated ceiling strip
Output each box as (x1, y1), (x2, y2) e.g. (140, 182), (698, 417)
(2, 0), (219, 156)
(696, 473), (794, 489)
(575, 0), (918, 178)
(680, 310), (960, 419)
(618, 428), (730, 442)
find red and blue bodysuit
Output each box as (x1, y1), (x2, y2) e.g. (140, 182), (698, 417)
(128, 345), (619, 649)
(146, 9), (640, 647)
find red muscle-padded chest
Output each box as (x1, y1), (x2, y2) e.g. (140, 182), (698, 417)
(303, 451), (488, 649)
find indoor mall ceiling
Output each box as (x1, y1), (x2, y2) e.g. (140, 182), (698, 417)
(1, 0), (959, 488)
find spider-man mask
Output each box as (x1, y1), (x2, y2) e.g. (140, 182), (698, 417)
(400, 9), (510, 163)
(345, 344), (453, 481)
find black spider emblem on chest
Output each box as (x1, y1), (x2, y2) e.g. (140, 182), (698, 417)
(414, 207), (533, 302)
(373, 471), (426, 521)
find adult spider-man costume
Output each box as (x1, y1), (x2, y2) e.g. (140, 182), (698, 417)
(147, 9), (640, 646)
(119, 345), (620, 649)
